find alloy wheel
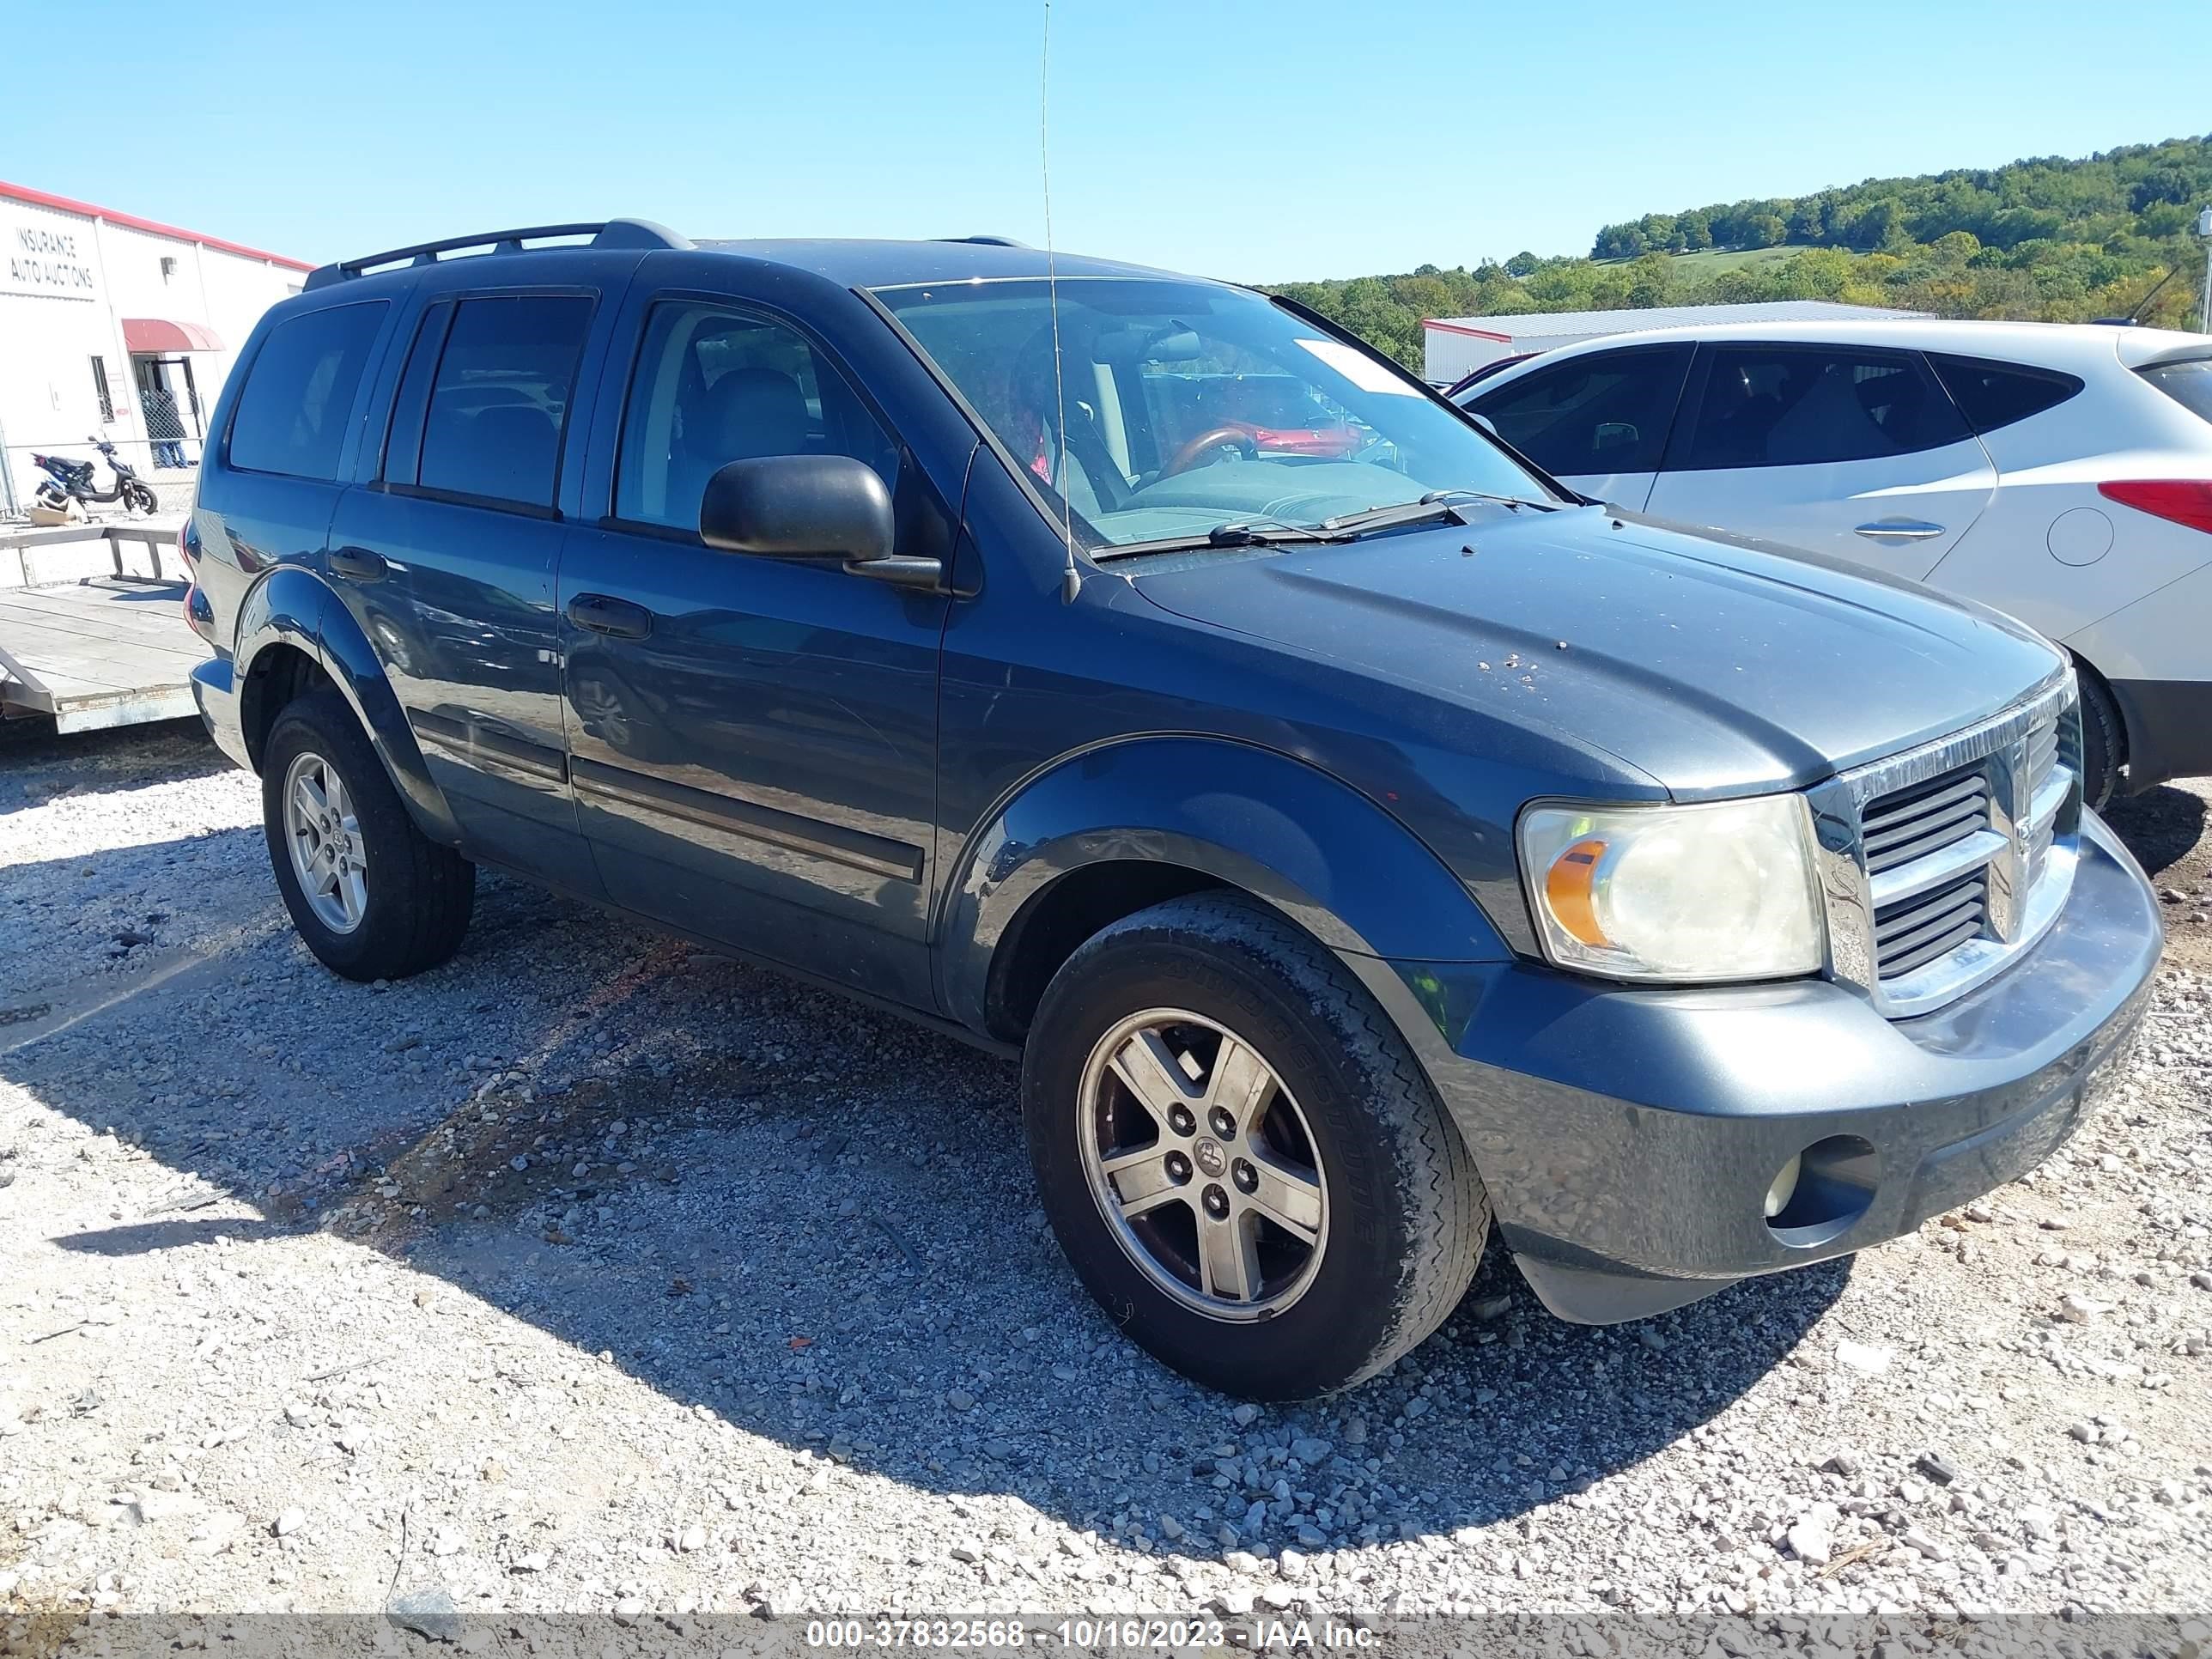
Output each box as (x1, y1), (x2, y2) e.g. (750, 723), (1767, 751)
(1077, 1008), (1328, 1320)
(282, 750), (368, 934)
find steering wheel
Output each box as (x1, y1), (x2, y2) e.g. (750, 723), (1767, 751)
(1162, 426), (1259, 477)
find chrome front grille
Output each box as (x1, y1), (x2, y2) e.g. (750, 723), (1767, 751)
(1808, 672), (2081, 1018)
(1861, 772), (1991, 875)
(1874, 868), (1987, 978)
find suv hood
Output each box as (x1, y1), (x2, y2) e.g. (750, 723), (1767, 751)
(1128, 504), (2064, 799)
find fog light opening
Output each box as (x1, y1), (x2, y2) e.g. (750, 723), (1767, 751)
(1765, 1133), (1879, 1249)
(1763, 1152), (1803, 1219)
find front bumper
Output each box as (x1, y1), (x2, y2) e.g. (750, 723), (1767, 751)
(1392, 811), (2163, 1324)
(191, 653), (252, 772)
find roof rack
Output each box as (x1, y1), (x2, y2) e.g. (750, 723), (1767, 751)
(303, 219), (691, 291)
(936, 234), (1029, 248)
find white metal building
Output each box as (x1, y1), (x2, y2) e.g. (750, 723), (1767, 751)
(0, 179), (313, 514)
(1423, 299), (1924, 384)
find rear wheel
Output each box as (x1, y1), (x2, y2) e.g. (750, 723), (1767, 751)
(2076, 666), (2124, 810)
(262, 690), (474, 981)
(1023, 892), (1488, 1399)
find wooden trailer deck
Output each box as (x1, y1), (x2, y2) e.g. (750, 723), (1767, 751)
(0, 525), (208, 733)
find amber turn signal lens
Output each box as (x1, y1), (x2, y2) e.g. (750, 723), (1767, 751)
(1543, 836), (1610, 947)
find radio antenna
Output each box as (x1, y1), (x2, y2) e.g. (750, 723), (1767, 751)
(1041, 0), (1081, 604)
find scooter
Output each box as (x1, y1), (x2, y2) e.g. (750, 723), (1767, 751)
(30, 438), (159, 516)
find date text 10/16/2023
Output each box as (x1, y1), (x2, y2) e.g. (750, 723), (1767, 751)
(805, 1618), (1382, 1650)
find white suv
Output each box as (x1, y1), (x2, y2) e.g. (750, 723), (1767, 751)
(1461, 320), (2212, 804)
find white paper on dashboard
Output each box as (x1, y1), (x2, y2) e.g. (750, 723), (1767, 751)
(1293, 337), (1419, 396)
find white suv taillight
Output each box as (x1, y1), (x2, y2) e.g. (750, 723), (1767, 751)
(2098, 479), (2212, 535)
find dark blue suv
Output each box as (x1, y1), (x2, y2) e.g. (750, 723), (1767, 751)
(184, 220), (2162, 1398)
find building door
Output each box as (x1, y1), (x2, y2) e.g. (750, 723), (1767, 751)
(131, 356), (203, 469)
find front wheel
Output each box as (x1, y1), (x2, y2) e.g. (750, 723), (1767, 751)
(1023, 892), (1489, 1399)
(124, 481), (158, 515)
(262, 690), (475, 981)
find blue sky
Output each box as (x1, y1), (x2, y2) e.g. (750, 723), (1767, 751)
(26, 0), (2212, 280)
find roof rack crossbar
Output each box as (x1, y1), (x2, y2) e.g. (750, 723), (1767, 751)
(303, 219), (690, 290)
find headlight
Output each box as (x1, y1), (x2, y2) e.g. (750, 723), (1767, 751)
(1517, 794), (1825, 982)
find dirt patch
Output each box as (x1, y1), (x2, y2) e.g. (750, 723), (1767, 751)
(2105, 780), (2212, 972)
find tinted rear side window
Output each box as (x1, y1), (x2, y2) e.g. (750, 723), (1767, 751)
(226, 301), (388, 481)
(2136, 356), (2212, 427)
(1927, 354), (2084, 434)
(416, 295), (595, 509)
(1469, 344), (1692, 476)
(1677, 345), (1971, 471)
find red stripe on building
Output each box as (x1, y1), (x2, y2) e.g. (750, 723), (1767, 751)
(1420, 319), (1516, 342)
(0, 179), (313, 272)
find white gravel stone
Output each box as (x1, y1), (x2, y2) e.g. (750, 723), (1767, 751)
(1787, 1510), (1837, 1567)
(1835, 1340), (1894, 1375)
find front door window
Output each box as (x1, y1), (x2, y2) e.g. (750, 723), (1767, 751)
(614, 301), (897, 535)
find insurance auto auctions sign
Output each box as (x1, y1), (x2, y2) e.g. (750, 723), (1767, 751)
(1, 215), (100, 301)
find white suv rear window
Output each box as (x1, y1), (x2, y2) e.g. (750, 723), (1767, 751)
(2139, 356), (2212, 427)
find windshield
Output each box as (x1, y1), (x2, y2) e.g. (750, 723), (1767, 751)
(872, 277), (1551, 550)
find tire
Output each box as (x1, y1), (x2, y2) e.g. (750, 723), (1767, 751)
(262, 689), (475, 981)
(33, 483), (66, 512)
(1022, 891), (1489, 1399)
(125, 482), (158, 515)
(2075, 666), (2124, 811)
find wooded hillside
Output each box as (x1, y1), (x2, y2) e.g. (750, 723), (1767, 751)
(1269, 136), (2211, 369)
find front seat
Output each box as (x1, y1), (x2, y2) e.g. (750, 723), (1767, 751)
(673, 368), (813, 520)
(711, 367), (812, 459)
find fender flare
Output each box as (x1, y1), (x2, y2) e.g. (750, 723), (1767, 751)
(934, 735), (1510, 1036)
(234, 566), (461, 845)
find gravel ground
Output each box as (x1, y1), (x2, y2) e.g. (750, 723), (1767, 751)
(0, 720), (2208, 1640)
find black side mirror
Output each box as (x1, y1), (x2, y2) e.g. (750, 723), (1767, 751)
(699, 455), (941, 591)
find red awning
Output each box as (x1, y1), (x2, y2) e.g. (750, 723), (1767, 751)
(123, 318), (224, 353)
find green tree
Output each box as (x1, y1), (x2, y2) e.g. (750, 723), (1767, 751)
(1741, 212), (1786, 248)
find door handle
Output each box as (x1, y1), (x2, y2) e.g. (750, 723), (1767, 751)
(1853, 520), (1945, 544)
(566, 593), (653, 640)
(328, 545), (388, 582)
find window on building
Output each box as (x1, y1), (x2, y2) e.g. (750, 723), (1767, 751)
(226, 301), (389, 482)
(413, 295), (596, 510)
(90, 357), (113, 423)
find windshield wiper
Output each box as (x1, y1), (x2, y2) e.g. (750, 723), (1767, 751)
(1321, 490), (1552, 535)
(1204, 520), (1351, 547)
(1093, 519), (1353, 560)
